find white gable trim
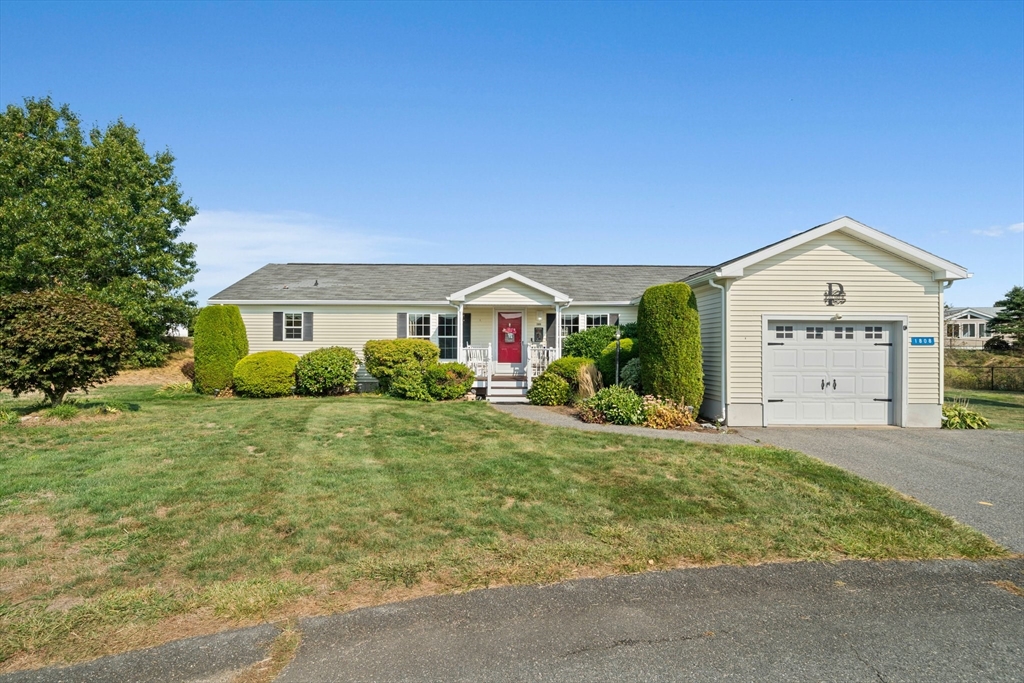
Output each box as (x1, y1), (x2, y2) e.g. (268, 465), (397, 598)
(447, 271), (572, 304)
(705, 217), (970, 282)
(945, 308), (998, 321)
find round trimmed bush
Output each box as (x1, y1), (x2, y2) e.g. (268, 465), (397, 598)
(424, 362), (476, 401)
(527, 372), (572, 406)
(562, 326), (618, 360)
(387, 365), (433, 401)
(233, 351), (299, 398)
(296, 346), (358, 396)
(596, 338), (637, 383)
(363, 339), (440, 391)
(637, 283), (703, 410)
(194, 305), (249, 394)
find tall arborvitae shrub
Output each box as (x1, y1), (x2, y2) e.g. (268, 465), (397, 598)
(637, 283), (703, 410)
(193, 305), (248, 394)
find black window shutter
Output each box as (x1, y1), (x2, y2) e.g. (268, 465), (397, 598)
(546, 313), (557, 348)
(609, 313), (619, 326)
(302, 312), (313, 341)
(462, 313), (471, 347)
(273, 312), (283, 341)
(397, 312), (407, 338)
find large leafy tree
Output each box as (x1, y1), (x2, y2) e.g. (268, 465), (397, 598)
(0, 96), (198, 366)
(989, 285), (1024, 349)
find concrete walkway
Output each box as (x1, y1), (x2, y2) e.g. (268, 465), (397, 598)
(492, 404), (1024, 551)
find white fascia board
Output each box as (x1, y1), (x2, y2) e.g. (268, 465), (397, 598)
(945, 307), (995, 321)
(569, 301), (635, 306)
(208, 299), (451, 306)
(716, 217), (969, 281)
(447, 270), (571, 303)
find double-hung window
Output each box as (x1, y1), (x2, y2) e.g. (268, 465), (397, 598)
(437, 314), (458, 360)
(284, 313), (303, 340)
(409, 314), (431, 339)
(586, 314), (609, 328)
(561, 314), (580, 337)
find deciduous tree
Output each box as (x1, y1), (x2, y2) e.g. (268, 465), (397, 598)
(0, 96), (198, 366)
(0, 290), (136, 405)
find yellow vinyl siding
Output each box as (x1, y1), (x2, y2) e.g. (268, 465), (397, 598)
(693, 284), (723, 407)
(726, 231), (941, 405)
(464, 280), (554, 306)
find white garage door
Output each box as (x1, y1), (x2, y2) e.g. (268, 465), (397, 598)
(764, 321), (894, 425)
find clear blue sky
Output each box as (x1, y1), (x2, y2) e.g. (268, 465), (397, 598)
(2, 1), (1022, 306)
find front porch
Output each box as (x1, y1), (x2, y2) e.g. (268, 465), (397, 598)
(460, 344), (560, 402)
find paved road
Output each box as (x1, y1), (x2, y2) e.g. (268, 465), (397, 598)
(8, 560), (1022, 683)
(278, 559), (1024, 682)
(494, 404), (1024, 552)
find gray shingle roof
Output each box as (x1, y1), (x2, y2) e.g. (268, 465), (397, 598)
(209, 264), (708, 303)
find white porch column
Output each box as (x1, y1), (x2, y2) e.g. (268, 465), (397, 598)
(456, 303), (464, 362)
(555, 304), (562, 356)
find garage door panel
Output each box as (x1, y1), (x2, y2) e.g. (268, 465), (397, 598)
(765, 320), (893, 426)
(860, 374), (888, 396)
(771, 374), (798, 395)
(799, 401), (827, 421)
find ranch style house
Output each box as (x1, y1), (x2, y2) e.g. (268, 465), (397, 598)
(210, 217), (969, 428)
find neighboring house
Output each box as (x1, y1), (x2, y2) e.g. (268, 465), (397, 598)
(210, 216), (969, 427)
(944, 307), (1003, 349)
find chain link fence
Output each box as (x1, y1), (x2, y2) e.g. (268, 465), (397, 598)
(945, 366), (1024, 392)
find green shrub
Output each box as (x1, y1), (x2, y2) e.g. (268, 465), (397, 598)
(45, 403), (79, 420)
(296, 346), (358, 396)
(233, 351), (299, 398)
(157, 382), (195, 395)
(99, 400), (130, 414)
(637, 283), (703, 410)
(388, 365), (433, 401)
(562, 326), (618, 360)
(363, 339), (440, 391)
(944, 367), (983, 390)
(580, 386), (644, 425)
(642, 395), (694, 429)
(424, 363), (476, 401)
(0, 289), (136, 406)
(527, 373), (572, 406)
(194, 306), (249, 395)
(546, 357), (595, 390)
(620, 357), (642, 392)
(983, 337), (1012, 352)
(0, 408), (19, 426)
(942, 402), (990, 429)
(596, 338), (638, 383)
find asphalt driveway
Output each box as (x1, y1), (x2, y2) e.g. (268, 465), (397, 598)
(734, 427), (1024, 552)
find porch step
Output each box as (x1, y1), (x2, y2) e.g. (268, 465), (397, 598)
(487, 395), (529, 404)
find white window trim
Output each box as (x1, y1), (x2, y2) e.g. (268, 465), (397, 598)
(284, 312), (303, 340)
(437, 312), (458, 361)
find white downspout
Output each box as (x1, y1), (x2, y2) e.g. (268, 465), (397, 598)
(940, 280), (952, 408)
(708, 278), (727, 424)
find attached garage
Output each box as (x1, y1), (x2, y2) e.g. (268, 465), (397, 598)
(688, 217), (969, 428)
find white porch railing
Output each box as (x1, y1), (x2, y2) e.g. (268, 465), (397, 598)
(526, 343), (560, 388)
(461, 344), (493, 394)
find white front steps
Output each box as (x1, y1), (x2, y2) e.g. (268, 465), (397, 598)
(480, 378), (529, 403)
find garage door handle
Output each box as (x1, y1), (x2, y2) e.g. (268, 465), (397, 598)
(832, 379), (836, 390)
(767, 342), (784, 346)
(873, 398), (892, 402)
(767, 399), (783, 403)
(874, 342), (892, 346)
(821, 379), (825, 390)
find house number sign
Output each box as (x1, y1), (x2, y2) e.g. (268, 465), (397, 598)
(824, 282), (846, 306)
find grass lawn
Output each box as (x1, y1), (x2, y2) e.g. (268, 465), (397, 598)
(0, 386), (1008, 671)
(945, 389), (1024, 431)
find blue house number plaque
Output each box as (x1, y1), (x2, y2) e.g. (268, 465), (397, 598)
(910, 337), (935, 346)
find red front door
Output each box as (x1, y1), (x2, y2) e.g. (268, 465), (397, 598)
(497, 313), (523, 364)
